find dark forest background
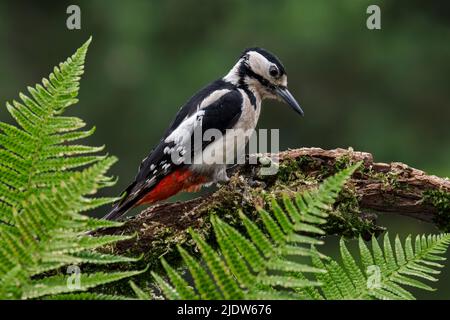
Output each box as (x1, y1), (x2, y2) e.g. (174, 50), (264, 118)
(0, 1), (449, 298)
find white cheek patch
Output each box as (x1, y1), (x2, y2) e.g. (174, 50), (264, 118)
(247, 51), (271, 79)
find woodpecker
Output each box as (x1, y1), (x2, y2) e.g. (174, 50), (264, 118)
(104, 48), (303, 220)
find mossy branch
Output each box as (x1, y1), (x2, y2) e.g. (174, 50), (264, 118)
(99, 147), (450, 271)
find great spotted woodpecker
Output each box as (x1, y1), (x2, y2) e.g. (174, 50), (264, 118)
(104, 48), (303, 220)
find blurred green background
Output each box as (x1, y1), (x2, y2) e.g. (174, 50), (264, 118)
(0, 0), (449, 298)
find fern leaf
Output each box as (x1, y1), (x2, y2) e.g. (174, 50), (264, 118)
(23, 269), (145, 299)
(129, 281), (152, 300)
(151, 272), (181, 300)
(177, 246), (222, 299)
(154, 164), (360, 300)
(0, 38), (140, 299)
(160, 258), (199, 299)
(314, 233), (450, 299)
(189, 230), (243, 299)
(212, 216), (255, 287)
(44, 293), (129, 300)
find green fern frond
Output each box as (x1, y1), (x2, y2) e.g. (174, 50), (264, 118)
(23, 269), (145, 299)
(149, 163), (450, 300)
(129, 281), (152, 300)
(44, 293), (130, 300)
(151, 164), (360, 299)
(0, 37), (102, 224)
(0, 38), (141, 299)
(307, 233), (450, 300)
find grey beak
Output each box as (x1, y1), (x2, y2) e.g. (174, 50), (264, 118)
(275, 86), (304, 116)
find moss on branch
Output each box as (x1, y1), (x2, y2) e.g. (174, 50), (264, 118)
(97, 148), (450, 287)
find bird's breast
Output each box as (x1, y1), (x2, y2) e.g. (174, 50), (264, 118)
(235, 88), (261, 132)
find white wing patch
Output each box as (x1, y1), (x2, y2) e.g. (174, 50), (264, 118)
(165, 89), (230, 144)
(165, 109), (205, 145)
(163, 89), (237, 167)
(163, 146), (174, 154)
(199, 89), (230, 109)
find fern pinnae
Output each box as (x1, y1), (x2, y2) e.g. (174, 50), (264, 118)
(151, 164), (450, 301)
(151, 272), (181, 300)
(285, 233), (324, 246)
(152, 164), (361, 300)
(258, 208), (286, 244)
(371, 234), (388, 272)
(339, 239), (366, 291)
(383, 233), (399, 273)
(259, 274), (321, 289)
(216, 217), (266, 273)
(394, 234), (407, 266)
(294, 272), (325, 300)
(382, 280), (416, 300)
(0, 38), (144, 299)
(248, 290), (301, 300)
(70, 251), (140, 265)
(358, 236), (375, 270)
(129, 281), (152, 300)
(189, 229), (243, 299)
(330, 259), (358, 298)
(23, 269), (144, 299)
(310, 251), (341, 299)
(212, 216), (255, 288)
(239, 211), (274, 258)
(65, 234), (134, 253)
(293, 221), (326, 235)
(282, 194), (301, 222)
(270, 199), (293, 234)
(160, 258), (198, 300)
(327, 233), (449, 299)
(280, 245), (321, 258)
(73, 215), (123, 231)
(267, 259), (325, 274)
(177, 246), (222, 300)
(44, 293), (129, 300)
(0, 37), (94, 222)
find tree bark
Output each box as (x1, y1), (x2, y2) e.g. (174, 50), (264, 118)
(100, 148), (450, 268)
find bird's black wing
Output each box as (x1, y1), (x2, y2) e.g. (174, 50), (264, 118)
(162, 79), (236, 138)
(104, 83), (242, 220)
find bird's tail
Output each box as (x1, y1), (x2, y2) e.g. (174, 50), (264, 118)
(103, 205), (124, 221)
(103, 183), (138, 220)
(103, 169), (208, 220)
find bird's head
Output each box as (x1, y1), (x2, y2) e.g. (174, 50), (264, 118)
(224, 47), (304, 116)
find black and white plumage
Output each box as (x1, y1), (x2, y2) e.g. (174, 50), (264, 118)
(104, 48), (303, 220)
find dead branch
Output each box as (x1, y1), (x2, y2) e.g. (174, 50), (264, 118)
(100, 148), (450, 265)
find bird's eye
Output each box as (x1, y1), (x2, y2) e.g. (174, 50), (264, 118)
(269, 65), (279, 77)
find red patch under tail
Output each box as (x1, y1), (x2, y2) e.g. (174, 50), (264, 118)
(136, 169), (207, 205)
